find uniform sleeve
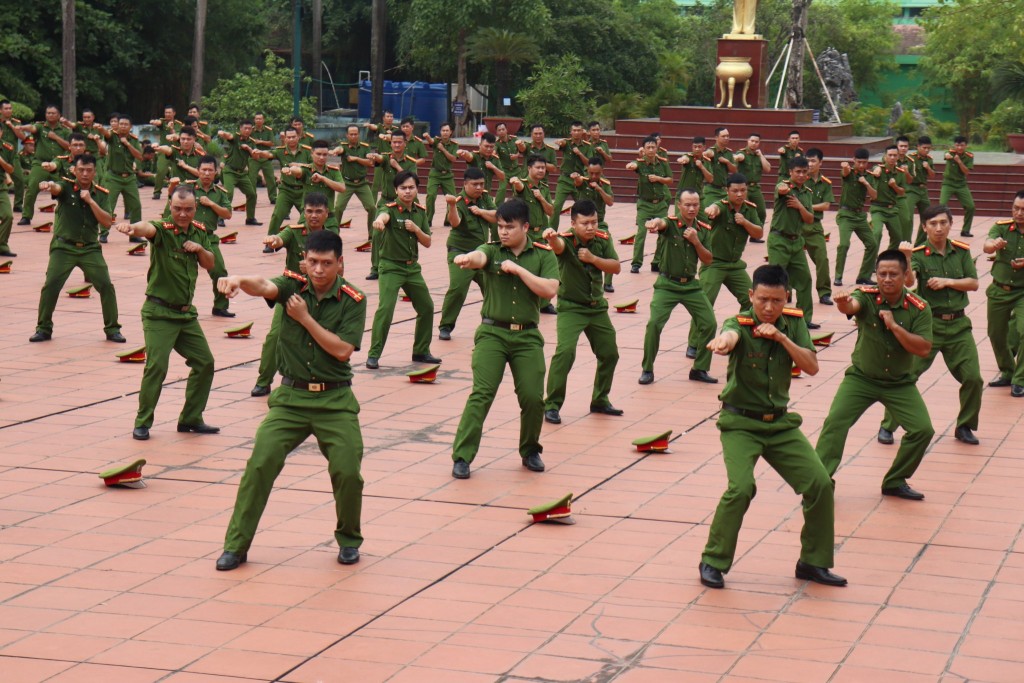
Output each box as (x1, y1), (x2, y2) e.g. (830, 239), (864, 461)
(269, 275), (299, 307)
(961, 248), (978, 279)
(819, 181), (835, 204)
(721, 315), (741, 336)
(477, 243), (495, 268)
(193, 226), (213, 251)
(851, 289), (870, 319)
(987, 224), (1003, 240)
(910, 306), (933, 342)
(92, 189), (110, 213)
(214, 190), (230, 211)
(336, 296), (368, 350)
(538, 248), (559, 280)
(147, 220), (164, 245)
(787, 316), (815, 352)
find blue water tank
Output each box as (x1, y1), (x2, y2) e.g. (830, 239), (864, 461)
(358, 81), (449, 134)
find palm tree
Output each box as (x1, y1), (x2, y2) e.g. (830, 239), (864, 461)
(993, 61), (1024, 101)
(467, 28), (540, 115)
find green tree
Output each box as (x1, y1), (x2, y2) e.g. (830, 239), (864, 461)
(467, 28), (540, 115)
(517, 55), (595, 132)
(203, 52), (317, 131)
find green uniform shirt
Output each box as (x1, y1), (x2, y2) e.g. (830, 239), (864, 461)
(777, 145), (804, 178)
(987, 220), (1024, 288)
(166, 145), (204, 182)
(556, 138), (593, 178)
(659, 217), (711, 279)
(910, 239), (976, 314)
(871, 164), (906, 208)
(706, 199), (760, 263)
(222, 132), (255, 172)
(144, 219), (214, 308)
(405, 136), (428, 162)
(849, 287), (933, 385)
(525, 142), (556, 169)
(839, 170), (872, 209)
(339, 141), (372, 185)
(50, 154), (76, 179)
(429, 138), (460, 177)
(154, 119), (184, 146)
(297, 163), (344, 206)
(137, 156), (157, 178)
(769, 182), (813, 236)
(30, 123), (70, 162)
(554, 231), (615, 307)
(278, 224), (322, 273)
(942, 150), (973, 186)
(375, 154), (419, 203)
(907, 150), (933, 187)
(677, 153), (707, 195)
(807, 174), (835, 220)
(572, 176), (614, 224)
(513, 180), (551, 232)
(186, 180), (230, 233)
(106, 135), (141, 176)
(496, 136), (524, 175)
(375, 201), (431, 262)
(1, 117), (21, 152)
(273, 145), (313, 189)
(589, 138), (612, 161)
(447, 191), (496, 253)
(373, 124), (400, 154)
(54, 179), (109, 244)
(634, 157), (672, 203)
(706, 145), (736, 189)
(477, 240), (558, 325)
(71, 122), (101, 155)
(465, 150), (503, 189)
(269, 272), (367, 383)
(718, 310), (813, 413)
(250, 125), (275, 151)
(735, 147), (765, 184)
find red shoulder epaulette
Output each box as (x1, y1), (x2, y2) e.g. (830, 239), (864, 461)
(782, 307), (803, 317)
(720, 199), (729, 205)
(736, 316), (755, 326)
(288, 224), (305, 230)
(284, 269), (307, 283)
(340, 283), (364, 302)
(995, 219), (1013, 225)
(912, 244), (927, 252)
(600, 177), (611, 185)
(964, 151), (974, 157)
(533, 241), (553, 250)
(327, 163), (340, 171)
(595, 230), (609, 239)
(184, 179), (198, 185)
(859, 286), (880, 294)
(744, 199), (757, 207)
(215, 183), (227, 192)
(415, 202), (426, 211)
(301, 144), (312, 150)
(190, 220), (207, 231)
(162, 221), (176, 230)
(950, 239), (971, 250)
(697, 220), (711, 230)
(821, 175), (832, 185)
(656, 155), (668, 163)
(386, 202), (398, 208)
(905, 292), (927, 310)
(90, 183), (109, 194)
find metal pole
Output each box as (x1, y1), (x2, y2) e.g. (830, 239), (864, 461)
(292, 0), (302, 117)
(805, 37), (841, 123)
(61, 0), (76, 119)
(774, 38), (793, 109)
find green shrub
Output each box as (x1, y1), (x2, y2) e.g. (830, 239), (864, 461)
(518, 55), (595, 132)
(971, 100), (1024, 149)
(203, 52), (317, 132)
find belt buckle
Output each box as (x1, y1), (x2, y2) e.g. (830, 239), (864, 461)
(762, 413), (776, 422)
(308, 382), (324, 392)
(509, 323), (523, 331)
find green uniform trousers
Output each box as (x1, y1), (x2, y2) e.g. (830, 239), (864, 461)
(550, 176), (577, 230)
(248, 158), (278, 203)
(987, 283), (1024, 386)
(452, 325), (545, 463)
(11, 161), (24, 211)
(642, 278), (716, 373)
(702, 410), (835, 572)
(940, 184), (974, 235)
(905, 185), (931, 245)
(494, 169), (522, 203)
(104, 173), (142, 232)
(701, 186), (727, 209)
(335, 182), (376, 238)
(222, 167), (257, 220)
(631, 198), (669, 268)
(897, 197), (913, 245)
(208, 238), (229, 311)
(544, 302), (619, 411)
(835, 208), (878, 284)
(153, 154), (171, 194)
(816, 371), (934, 490)
(36, 243), (120, 336)
(22, 163), (58, 220)
(747, 185), (767, 224)
(223, 384), (363, 552)
(256, 305), (285, 388)
(267, 186), (304, 235)
(802, 223), (832, 299)
(767, 231), (814, 323)
(870, 205), (905, 252)
(0, 181), (11, 252)
(882, 315), (982, 432)
(425, 173), (456, 226)
(135, 305), (215, 429)
(439, 250), (484, 333)
(368, 259), (434, 359)
(686, 261), (751, 351)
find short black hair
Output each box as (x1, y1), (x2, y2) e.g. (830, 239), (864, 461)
(571, 199), (598, 219)
(530, 123), (544, 133)
(788, 130), (800, 137)
(169, 184), (195, 201)
(752, 264), (789, 290)
(400, 116), (415, 126)
(291, 116), (304, 125)
(805, 147), (823, 161)
(789, 157), (809, 169)
(896, 135), (910, 144)
(179, 126), (196, 138)
(587, 156), (603, 166)
(347, 124), (359, 133)
(885, 144), (899, 153)
(312, 139), (330, 149)
(440, 121), (453, 131)
(693, 136), (706, 145)
(68, 132), (87, 143)
(1015, 189), (1024, 202)
(678, 187), (700, 199)
(918, 135), (932, 145)
(921, 204), (952, 223)
(480, 132), (496, 144)
(74, 153), (97, 167)
(391, 130), (406, 141)
(240, 118), (254, 127)
(305, 228), (342, 257)
(198, 155), (218, 168)
(496, 198), (530, 226)
(393, 170), (417, 188)
(954, 135), (968, 144)
(877, 248), (908, 271)
(748, 132), (761, 140)
(642, 136), (659, 147)
(587, 120), (600, 128)
(570, 120), (584, 128)
(714, 126), (728, 136)
(526, 154), (547, 168)
(464, 166), (485, 181)
(304, 191), (329, 209)
(854, 148), (870, 160)
(727, 172), (748, 186)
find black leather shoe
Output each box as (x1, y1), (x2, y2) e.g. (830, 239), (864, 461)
(877, 427), (894, 445)
(630, 265), (640, 274)
(638, 371), (654, 385)
(0, 250), (17, 257)
(262, 245), (275, 253)
(251, 384), (270, 397)
(412, 353), (442, 364)
(365, 272), (378, 280)
(365, 357), (379, 369)
(29, 332), (52, 342)
(795, 560), (847, 586)
(105, 332), (126, 343)
(128, 236), (145, 244)
(954, 426), (979, 445)
(685, 345), (697, 359)
(540, 304), (557, 315)
(132, 426), (150, 441)
(820, 294), (834, 306)
(651, 264), (660, 273)
(212, 308), (236, 318)
(438, 327), (452, 341)
(1013, 385), (1024, 398)
(749, 237), (765, 244)
(544, 409), (561, 424)
(522, 453), (545, 472)
(603, 284), (615, 293)
(337, 547), (360, 565)
(217, 219), (226, 228)
(216, 551), (246, 571)
(989, 374), (1012, 387)
(452, 460), (471, 479)
(177, 423), (221, 434)
(590, 404), (624, 416)
(855, 278), (877, 286)
(699, 562), (725, 588)
(245, 218), (262, 226)
(806, 322), (821, 330)
(960, 231), (974, 238)
(17, 217), (30, 226)
(689, 369), (718, 384)
(833, 278), (843, 287)
(882, 483), (925, 500)
(152, 191), (161, 200)
(99, 234), (108, 243)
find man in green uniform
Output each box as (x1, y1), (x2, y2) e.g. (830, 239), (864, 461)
(157, 126), (204, 187)
(367, 111), (400, 202)
(215, 229), (367, 570)
(18, 105), (70, 224)
(185, 156), (234, 317)
(399, 117), (428, 163)
(30, 154), (124, 343)
(549, 121), (593, 229)
(685, 173), (762, 358)
(290, 140), (346, 227)
(450, 198), (560, 479)
(99, 115), (144, 242)
(542, 199), (622, 424)
(494, 122), (526, 201)
(248, 112), (277, 203)
(674, 137), (711, 209)
(439, 167), (496, 341)
(804, 148), (835, 306)
(834, 149), (879, 286)
(509, 155), (554, 240)
(767, 157), (819, 328)
(906, 135), (936, 244)
(628, 137), (673, 274)
(877, 205), (982, 445)
(0, 140), (15, 257)
(136, 144), (158, 187)
(524, 123), (557, 178)
(458, 132), (506, 196)
(216, 120), (262, 226)
(115, 186), (219, 441)
(149, 105), (183, 199)
(870, 145), (908, 250)
(571, 157), (617, 292)
(639, 188), (719, 385)
(423, 122), (459, 226)
(365, 132), (418, 279)
(699, 264), (844, 590)
(700, 127), (738, 208)
(587, 121), (613, 165)
(940, 136), (975, 238)
(40, 133), (89, 179)
(984, 191), (1024, 397)
(735, 134), (770, 240)
(1, 100), (25, 213)
(816, 250), (934, 500)
(252, 192), (335, 397)
(332, 124), (376, 238)
(365, 171), (441, 369)
(257, 128), (312, 238)
(894, 136), (916, 242)
(777, 130), (803, 179)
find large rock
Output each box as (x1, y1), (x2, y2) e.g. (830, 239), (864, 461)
(816, 47), (856, 119)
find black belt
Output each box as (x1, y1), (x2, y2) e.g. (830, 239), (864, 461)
(482, 318), (537, 331)
(994, 282), (1023, 292)
(659, 273), (692, 284)
(146, 295), (191, 312)
(722, 402), (788, 422)
(281, 376), (351, 392)
(841, 206), (865, 213)
(57, 236), (92, 247)
(935, 309), (965, 321)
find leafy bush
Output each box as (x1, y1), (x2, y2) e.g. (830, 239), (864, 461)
(517, 54), (595, 132)
(203, 52), (317, 132)
(971, 100), (1024, 148)
(841, 103), (890, 136)
(0, 95), (35, 122)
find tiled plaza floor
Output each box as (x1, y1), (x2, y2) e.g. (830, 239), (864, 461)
(0, 188), (1022, 682)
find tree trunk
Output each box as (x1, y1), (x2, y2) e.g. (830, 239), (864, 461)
(190, 0), (207, 104)
(312, 0), (322, 112)
(370, 0), (386, 122)
(61, 0), (76, 119)
(455, 29), (469, 136)
(495, 61), (509, 116)
(785, 0), (811, 109)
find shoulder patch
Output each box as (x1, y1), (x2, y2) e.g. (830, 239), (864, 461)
(300, 144), (312, 150)
(287, 224), (305, 230)
(415, 202), (426, 211)
(284, 269), (307, 283)
(820, 175), (832, 184)
(859, 286), (879, 294)
(599, 177), (611, 186)
(359, 141), (369, 147)
(327, 163), (340, 171)
(782, 307), (804, 317)
(697, 220), (711, 230)
(340, 283), (364, 302)
(190, 220), (207, 232)
(950, 239), (970, 250)
(214, 183), (227, 192)
(91, 183), (110, 194)
(964, 151), (973, 157)
(162, 222), (176, 230)
(744, 199), (757, 207)
(386, 202), (398, 207)
(736, 316), (756, 326)
(595, 230), (609, 239)
(532, 241), (553, 251)
(912, 244), (927, 252)
(996, 219), (1013, 225)
(905, 292), (927, 310)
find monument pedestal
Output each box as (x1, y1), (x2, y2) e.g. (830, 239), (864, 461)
(716, 38), (769, 109)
